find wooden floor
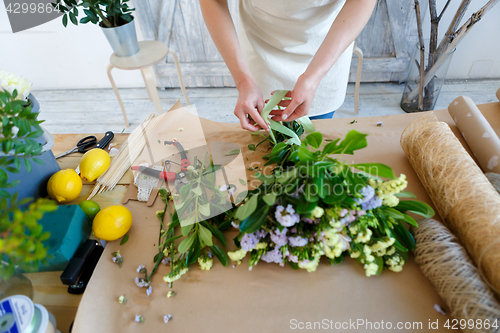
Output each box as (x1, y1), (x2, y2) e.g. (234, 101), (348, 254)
(34, 79), (500, 134)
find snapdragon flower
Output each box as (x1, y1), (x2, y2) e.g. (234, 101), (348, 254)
(275, 204), (300, 227)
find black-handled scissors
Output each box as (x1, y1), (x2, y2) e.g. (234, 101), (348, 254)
(55, 131), (114, 159)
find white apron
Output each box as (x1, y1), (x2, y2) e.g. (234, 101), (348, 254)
(238, 0), (353, 116)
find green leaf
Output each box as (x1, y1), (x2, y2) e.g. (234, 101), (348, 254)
(395, 191), (417, 199)
(235, 194), (258, 221)
(198, 203), (210, 217)
(203, 222), (226, 247)
(375, 255), (384, 275)
(186, 235), (200, 265)
(24, 158), (32, 173)
(395, 200), (434, 218)
(178, 234), (196, 253)
(239, 204), (270, 233)
(269, 119), (302, 145)
(298, 146), (315, 162)
(120, 234), (129, 245)
(260, 90), (288, 123)
(392, 223), (415, 251)
(336, 130), (368, 155)
(351, 163), (395, 179)
(321, 138), (340, 156)
(210, 244), (228, 266)
(68, 12), (78, 25)
(305, 132), (323, 149)
(382, 207), (418, 227)
(239, 178), (246, 186)
(254, 172), (275, 185)
(297, 116), (315, 133)
(225, 149), (240, 156)
(262, 192), (277, 206)
(247, 144), (255, 151)
(198, 224), (213, 247)
(181, 223), (193, 236)
(191, 186), (202, 196)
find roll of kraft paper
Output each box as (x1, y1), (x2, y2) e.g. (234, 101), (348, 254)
(448, 96), (500, 174)
(497, 87), (500, 101)
(400, 114), (500, 297)
(411, 219), (500, 333)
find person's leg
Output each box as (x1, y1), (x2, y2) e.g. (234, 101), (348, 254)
(308, 111), (335, 120)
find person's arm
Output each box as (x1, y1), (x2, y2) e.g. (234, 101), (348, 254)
(199, 0), (269, 131)
(272, 0), (377, 122)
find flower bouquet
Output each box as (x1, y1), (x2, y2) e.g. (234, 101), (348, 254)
(143, 91), (434, 289)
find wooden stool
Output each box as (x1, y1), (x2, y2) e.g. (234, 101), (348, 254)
(107, 40), (190, 127)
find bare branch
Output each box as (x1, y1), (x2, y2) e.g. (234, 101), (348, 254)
(436, 0), (472, 56)
(414, 0), (425, 110)
(437, 0), (452, 21)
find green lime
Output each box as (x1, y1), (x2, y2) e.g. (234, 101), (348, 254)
(78, 200), (101, 221)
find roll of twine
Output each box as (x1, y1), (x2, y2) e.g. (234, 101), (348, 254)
(486, 173), (500, 194)
(412, 219), (500, 333)
(400, 114), (500, 297)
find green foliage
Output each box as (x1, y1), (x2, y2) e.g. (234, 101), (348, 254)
(0, 196), (57, 279)
(0, 90), (44, 196)
(52, 0), (135, 28)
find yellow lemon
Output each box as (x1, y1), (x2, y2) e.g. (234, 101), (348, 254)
(92, 205), (132, 241)
(79, 148), (111, 182)
(78, 200), (101, 220)
(47, 169), (82, 203)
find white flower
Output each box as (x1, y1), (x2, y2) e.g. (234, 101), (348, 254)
(364, 263), (379, 277)
(0, 71), (32, 100)
(228, 249), (247, 262)
(275, 204), (300, 227)
(146, 286), (152, 296)
(135, 315), (144, 323)
(164, 314), (173, 324)
(136, 265), (146, 273)
(311, 206), (324, 219)
(163, 268), (189, 283)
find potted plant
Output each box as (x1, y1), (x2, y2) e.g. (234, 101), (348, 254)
(52, 0), (139, 57)
(400, 0), (498, 112)
(0, 72), (60, 200)
(0, 86), (57, 299)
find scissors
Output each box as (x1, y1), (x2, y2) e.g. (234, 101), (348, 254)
(55, 131), (114, 159)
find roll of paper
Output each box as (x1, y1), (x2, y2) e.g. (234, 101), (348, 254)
(448, 96), (500, 173)
(496, 87), (500, 101)
(401, 114), (500, 297)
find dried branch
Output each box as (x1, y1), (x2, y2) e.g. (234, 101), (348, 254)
(407, 0), (500, 102)
(435, 0), (472, 57)
(414, 0), (425, 110)
(437, 0), (452, 22)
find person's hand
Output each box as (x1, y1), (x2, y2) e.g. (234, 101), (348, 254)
(270, 73), (319, 122)
(234, 79), (269, 132)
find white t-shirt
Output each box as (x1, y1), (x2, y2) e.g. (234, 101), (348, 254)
(238, 0), (352, 116)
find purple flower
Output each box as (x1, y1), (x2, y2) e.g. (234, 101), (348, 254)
(361, 195), (383, 211)
(240, 232), (260, 251)
(270, 228), (288, 247)
(261, 248), (284, 266)
(303, 218), (319, 224)
(288, 236), (308, 247)
(255, 229), (268, 238)
(275, 204), (300, 227)
(287, 253), (299, 263)
(355, 186), (375, 204)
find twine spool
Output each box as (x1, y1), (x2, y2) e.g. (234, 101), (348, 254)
(400, 114), (500, 296)
(486, 173), (500, 194)
(412, 219), (500, 333)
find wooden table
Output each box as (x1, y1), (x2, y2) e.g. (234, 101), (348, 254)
(25, 133), (131, 333)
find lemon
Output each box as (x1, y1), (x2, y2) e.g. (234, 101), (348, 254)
(92, 205), (132, 241)
(47, 169), (83, 203)
(78, 200), (101, 220)
(79, 148), (111, 182)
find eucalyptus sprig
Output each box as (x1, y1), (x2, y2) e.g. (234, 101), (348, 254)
(0, 89), (45, 197)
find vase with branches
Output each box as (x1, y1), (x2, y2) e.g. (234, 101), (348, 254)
(401, 0), (499, 112)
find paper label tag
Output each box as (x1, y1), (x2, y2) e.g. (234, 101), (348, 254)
(0, 296), (34, 333)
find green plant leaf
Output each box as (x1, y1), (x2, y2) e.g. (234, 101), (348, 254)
(198, 224), (213, 247)
(235, 194), (258, 221)
(305, 132), (323, 149)
(351, 163), (395, 179)
(210, 244), (228, 266)
(336, 130), (368, 155)
(178, 234), (196, 253)
(262, 192), (277, 206)
(254, 172), (275, 185)
(297, 116), (315, 133)
(382, 207), (418, 227)
(198, 203), (210, 217)
(120, 234), (129, 245)
(321, 139), (340, 156)
(239, 204), (270, 233)
(225, 149), (240, 156)
(395, 200), (434, 218)
(62, 14), (68, 26)
(186, 235), (200, 265)
(203, 222), (226, 247)
(239, 178), (246, 186)
(248, 144), (255, 151)
(181, 223), (193, 236)
(268, 119), (301, 145)
(394, 191), (417, 199)
(391, 223), (415, 251)
(260, 90), (288, 123)
(297, 146), (315, 162)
